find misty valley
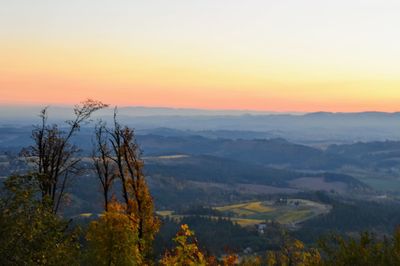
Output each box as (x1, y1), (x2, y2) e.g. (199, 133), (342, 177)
(2, 108), (400, 263)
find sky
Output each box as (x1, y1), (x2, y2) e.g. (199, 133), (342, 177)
(1, 0), (400, 112)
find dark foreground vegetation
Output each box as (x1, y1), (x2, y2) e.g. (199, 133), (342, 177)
(1, 100), (400, 265)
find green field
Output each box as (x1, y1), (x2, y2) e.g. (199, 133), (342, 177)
(157, 199), (331, 228)
(215, 200), (330, 226)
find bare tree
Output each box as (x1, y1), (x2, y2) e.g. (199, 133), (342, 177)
(22, 99), (107, 213)
(92, 121), (115, 211)
(108, 109), (130, 207)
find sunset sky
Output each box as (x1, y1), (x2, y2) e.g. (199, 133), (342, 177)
(1, 0), (400, 112)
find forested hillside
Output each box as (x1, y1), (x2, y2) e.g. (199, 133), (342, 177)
(1, 103), (400, 265)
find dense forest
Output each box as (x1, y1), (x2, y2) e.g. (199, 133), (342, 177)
(1, 101), (400, 265)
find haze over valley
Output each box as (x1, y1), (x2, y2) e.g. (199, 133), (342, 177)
(2, 1), (400, 264)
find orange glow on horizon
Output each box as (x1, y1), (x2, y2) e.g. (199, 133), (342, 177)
(1, 1), (400, 113)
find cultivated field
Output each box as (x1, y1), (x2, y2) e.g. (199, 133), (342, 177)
(214, 200), (330, 227)
(157, 199), (331, 228)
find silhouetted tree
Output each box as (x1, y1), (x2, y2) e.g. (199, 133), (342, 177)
(92, 121), (115, 211)
(22, 99), (107, 213)
(92, 108), (160, 261)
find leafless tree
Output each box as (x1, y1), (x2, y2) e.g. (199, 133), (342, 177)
(92, 121), (115, 211)
(108, 109), (130, 207)
(22, 99), (107, 213)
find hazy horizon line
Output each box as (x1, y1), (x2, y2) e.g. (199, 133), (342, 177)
(2, 103), (400, 115)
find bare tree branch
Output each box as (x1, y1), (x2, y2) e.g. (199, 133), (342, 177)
(22, 99), (108, 213)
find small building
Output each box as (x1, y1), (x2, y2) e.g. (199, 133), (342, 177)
(257, 223), (267, 234)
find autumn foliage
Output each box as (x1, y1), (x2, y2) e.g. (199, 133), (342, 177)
(160, 224), (207, 266)
(85, 200), (141, 265)
(2, 101), (400, 265)
(266, 239), (321, 266)
(92, 110), (160, 260)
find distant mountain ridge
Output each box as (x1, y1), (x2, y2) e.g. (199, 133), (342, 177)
(1, 106), (400, 143)
(2, 105), (400, 120)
